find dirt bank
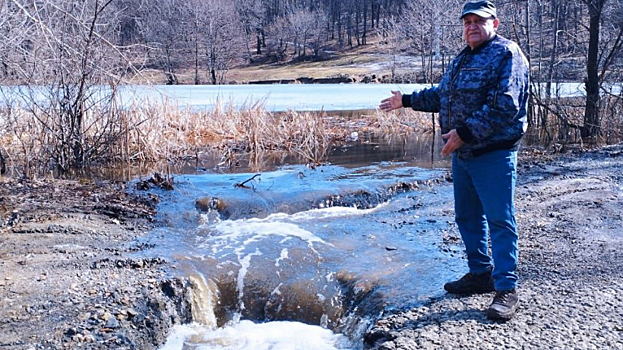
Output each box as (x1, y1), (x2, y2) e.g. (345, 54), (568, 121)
(0, 179), (191, 349)
(1, 144), (622, 349)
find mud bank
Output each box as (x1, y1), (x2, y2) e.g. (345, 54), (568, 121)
(1, 144), (622, 349)
(0, 179), (191, 349)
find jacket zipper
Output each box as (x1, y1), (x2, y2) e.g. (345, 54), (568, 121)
(448, 53), (468, 130)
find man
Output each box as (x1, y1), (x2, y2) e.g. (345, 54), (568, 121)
(379, 0), (529, 321)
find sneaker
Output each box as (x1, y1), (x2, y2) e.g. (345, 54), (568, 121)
(443, 271), (494, 295)
(486, 289), (519, 320)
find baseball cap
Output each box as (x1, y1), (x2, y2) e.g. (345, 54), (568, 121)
(460, 1), (497, 19)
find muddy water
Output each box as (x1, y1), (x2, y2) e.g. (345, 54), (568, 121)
(134, 134), (463, 350)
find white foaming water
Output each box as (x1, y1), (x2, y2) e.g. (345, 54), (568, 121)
(275, 248), (288, 267)
(235, 249), (263, 314)
(213, 221), (326, 248)
(169, 205), (384, 350)
(189, 274), (218, 328)
(202, 204), (386, 250)
(268, 204), (386, 222)
(160, 321), (354, 350)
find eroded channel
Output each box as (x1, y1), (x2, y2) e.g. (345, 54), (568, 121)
(133, 135), (464, 349)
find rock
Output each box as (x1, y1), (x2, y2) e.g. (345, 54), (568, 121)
(195, 197), (224, 212)
(64, 328), (78, 336)
(84, 334), (95, 343)
(105, 315), (119, 329)
(127, 308), (138, 317)
(378, 341), (396, 350)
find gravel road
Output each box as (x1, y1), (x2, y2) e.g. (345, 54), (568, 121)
(364, 145), (623, 350)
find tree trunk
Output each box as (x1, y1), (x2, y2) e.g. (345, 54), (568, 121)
(525, 0), (534, 127)
(362, 0), (368, 44)
(544, 1), (560, 130)
(371, 1), (375, 28)
(194, 35), (200, 85)
(582, 0), (603, 141)
(355, 3), (361, 46)
(210, 49), (217, 85)
(347, 11), (352, 47)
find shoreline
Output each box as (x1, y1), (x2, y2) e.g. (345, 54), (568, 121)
(0, 179), (190, 349)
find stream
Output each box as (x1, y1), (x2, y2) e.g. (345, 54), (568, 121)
(132, 134), (466, 349)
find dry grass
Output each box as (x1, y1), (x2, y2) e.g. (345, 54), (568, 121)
(130, 63), (386, 85)
(0, 98), (434, 176)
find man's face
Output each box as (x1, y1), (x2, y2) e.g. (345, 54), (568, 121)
(462, 13), (499, 49)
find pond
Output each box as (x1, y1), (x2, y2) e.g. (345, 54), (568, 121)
(3, 82), (619, 112)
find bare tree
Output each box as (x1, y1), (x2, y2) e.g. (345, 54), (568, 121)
(235, 0), (265, 60)
(581, 0), (623, 141)
(398, 0), (463, 83)
(5, 0), (138, 172)
(141, 0), (191, 85)
(200, 0), (244, 84)
(288, 8), (317, 58)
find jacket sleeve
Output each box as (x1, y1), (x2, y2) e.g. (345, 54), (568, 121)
(402, 85), (442, 113)
(456, 48), (529, 143)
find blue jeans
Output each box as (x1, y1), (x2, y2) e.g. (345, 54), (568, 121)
(452, 149), (519, 291)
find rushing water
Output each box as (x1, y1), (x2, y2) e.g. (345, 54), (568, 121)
(129, 134), (463, 350)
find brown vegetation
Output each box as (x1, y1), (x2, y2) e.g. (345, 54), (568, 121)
(0, 99), (431, 177)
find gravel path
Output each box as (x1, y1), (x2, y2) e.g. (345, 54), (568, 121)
(364, 145), (623, 350)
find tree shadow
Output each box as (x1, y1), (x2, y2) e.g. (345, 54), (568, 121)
(400, 307), (503, 331)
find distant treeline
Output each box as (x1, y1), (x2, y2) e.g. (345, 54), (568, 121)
(1, 1), (621, 85)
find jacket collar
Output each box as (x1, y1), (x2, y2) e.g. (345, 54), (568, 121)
(462, 34), (497, 55)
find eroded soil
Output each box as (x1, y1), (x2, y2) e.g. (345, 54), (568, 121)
(0, 179), (190, 349)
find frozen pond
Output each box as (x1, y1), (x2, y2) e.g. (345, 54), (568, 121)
(0, 84), (425, 112)
(3, 82), (620, 112)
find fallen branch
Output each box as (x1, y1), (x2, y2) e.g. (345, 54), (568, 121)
(235, 173), (261, 189)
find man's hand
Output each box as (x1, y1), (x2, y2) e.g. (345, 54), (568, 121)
(379, 90), (403, 112)
(441, 129), (465, 156)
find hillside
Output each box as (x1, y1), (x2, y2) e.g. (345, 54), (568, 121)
(134, 43), (422, 85)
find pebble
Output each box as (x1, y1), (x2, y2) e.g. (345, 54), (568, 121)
(105, 316), (119, 329)
(126, 308), (138, 317)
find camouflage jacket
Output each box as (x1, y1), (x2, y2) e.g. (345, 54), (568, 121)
(403, 35), (530, 159)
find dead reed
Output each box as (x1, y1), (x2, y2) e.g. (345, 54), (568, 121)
(0, 98), (434, 176)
